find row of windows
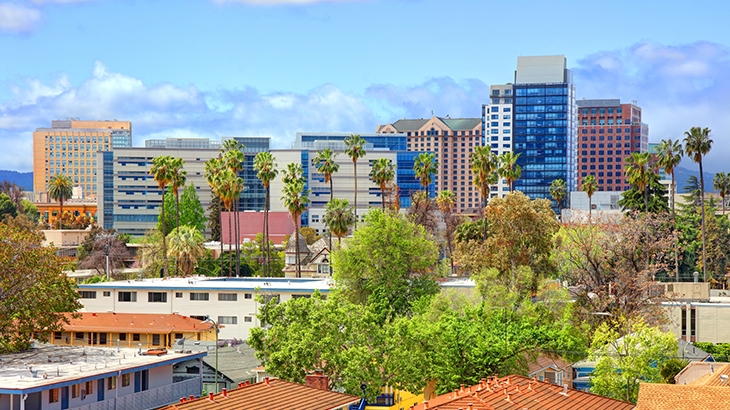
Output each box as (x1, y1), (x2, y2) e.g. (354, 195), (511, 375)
(407, 130), (476, 137)
(579, 169), (623, 177)
(581, 118), (629, 125)
(581, 164), (625, 170)
(80, 290), (255, 302)
(489, 107), (512, 113)
(581, 127), (641, 133)
(581, 155), (634, 162)
(45, 135), (110, 143)
(580, 107), (624, 115)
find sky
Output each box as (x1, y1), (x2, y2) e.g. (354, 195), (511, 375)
(1, 0), (729, 173)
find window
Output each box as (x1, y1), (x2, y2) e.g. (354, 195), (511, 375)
(133, 333), (140, 341)
(72, 384), (80, 398)
(218, 293), (238, 301)
(79, 291), (97, 299)
(122, 373), (131, 387)
(244, 316), (253, 322)
(108, 376), (117, 390)
(148, 292), (167, 303)
(103, 291), (111, 297)
(119, 333), (127, 341)
(176, 292), (183, 298)
(85, 381), (94, 395)
(54, 331), (62, 340)
(218, 316), (238, 325)
(152, 334), (161, 345)
(190, 292), (209, 301)
(244, 293), (253, 299)
(118, 292), (137, 302)
(75, 332), (84, 339)
(49, 388), (59, 403)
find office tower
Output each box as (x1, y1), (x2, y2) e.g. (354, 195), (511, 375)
(576, 99), (649, 191)
(483, 83), (514, 197)
(223, 136), (271, 211)
(376, 116), (483, 213)
(33, 119), (132, 198)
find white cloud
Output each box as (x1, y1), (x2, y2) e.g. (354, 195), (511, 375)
(0, 3), (41, 34)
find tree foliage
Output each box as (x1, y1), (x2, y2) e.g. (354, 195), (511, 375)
(77, 228), (131, 277)
(157, 183), (206, 236)
(618, 172), (669, 214)
(0, 223), (82, 353)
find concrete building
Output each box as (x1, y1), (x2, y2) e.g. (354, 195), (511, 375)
(576, 99), (649, 191)
(376, 117), (482, 213)
(483, 83), (514, 198)
(33, 120), (132, 199)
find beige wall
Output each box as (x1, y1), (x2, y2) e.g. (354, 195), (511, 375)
(42, 229), (91, 247)
(664, 302), (730, 343)
(49, 329), (215, 349)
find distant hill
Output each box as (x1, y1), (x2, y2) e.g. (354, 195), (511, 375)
(0, 170), (33, 191)
(674, 166), (715, 193)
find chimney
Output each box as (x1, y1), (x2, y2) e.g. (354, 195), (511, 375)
(179, 398), (187, 403)
(208, 392), (214, 402)
(561, 384), (569, 396)
(246, 381), (251, 386)
(423, 400), (429, 409)
(222, 388), (228, 398)
(468, 404), (473, 410)
(189, 395), (194, 401)
(264, 377), (270, 386)
(506, 393), (513, 403)
(238, 382), (245, 388)
(305, 370), (329, 391)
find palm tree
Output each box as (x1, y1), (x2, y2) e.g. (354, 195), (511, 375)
(370, 158), (396, 210)
(436, 190), (456, 276)
(222, 139), (245, 277)
(713, 172), (730, 216)
(282, 163), (310, 278)
(656, 139), (684, 216)
(344, 134), (366, 229)
(217, 169), (243, 277)
(413, 152), (438, 192)
(313, 148), (339, 203)
(581, 175), (598, 223)
(48, 174), (74, 229)
(204, 156), (226, 275)
(549, 179), (568, 219)
(324, 198), (355, 247)
(624, 152), (652, 214)
(167, 225), (206, 276)
(684, 126), (713, 282)
(150, 155), (175, 276)
(254, 151), (279, 277)
(498, 152), (522, 192)
(169, 157), (187, 277)
(470, 146), (498, 241)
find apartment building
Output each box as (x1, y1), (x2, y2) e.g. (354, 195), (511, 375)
(376, 117), (482, 212)
(483, 83), (515, 197)
(576, 99), (649, 191)
(33, 119), (132, 198)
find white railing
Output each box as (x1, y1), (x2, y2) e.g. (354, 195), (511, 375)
(73, 378), (200, 410)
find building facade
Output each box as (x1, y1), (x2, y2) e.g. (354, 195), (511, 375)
(33, 120), (132, 198)
(483, 84), (515, 197)
(223, 136), (271, 212)
(376, 117), (482, 213)
(576, 99), (649, 191)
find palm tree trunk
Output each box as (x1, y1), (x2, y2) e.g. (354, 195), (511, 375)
(588, 196), (592, 224)
(353, 160), (358, 230)
(175, 191), (180, 277)
(228, 207), (233, 277)
(263, 186), (268, 277)
(328, 178), (334, 255)
(381, 183), (386, 210)
(294, 216), (301, 278)
(672, 171), (679, 281)
(265, 186), (271, 277)
(644, 186), (649, 214)
(235, 198), (240, 277)
(161, 186), (168, 277)
(699, 160), (707, 282)
(218, 198), (223, 277)
(482, 188), (488, 243)
(59, 198), (64, 230)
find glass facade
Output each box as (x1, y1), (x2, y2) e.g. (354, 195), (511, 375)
(296, 133), (406, 151)
(102, 151), (114, 230)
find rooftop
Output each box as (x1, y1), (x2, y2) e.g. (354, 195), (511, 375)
(636, 383), (730, 410)
(161, 377), (360, 410)
(0, 344), (205, 394)
(60, 312), (215, 334)
(77, 276), (335, 293)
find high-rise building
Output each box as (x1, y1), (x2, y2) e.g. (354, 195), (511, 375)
(33, 119), (132, 198)
(483, 83), (514, 197)
(576, 99), (648, 191)
(223, 136), (271, 211)
(376, 116), (482, 212)
(512, 55), (577, 204)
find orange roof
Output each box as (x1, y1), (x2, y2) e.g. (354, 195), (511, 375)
(62, 312), (215, 334)
(636, 383), (730, 409)
(161, 378), (361, 410)
(411, 375), (634, 410)
(688, 363), (730, 386)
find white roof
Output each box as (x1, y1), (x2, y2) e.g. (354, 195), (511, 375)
(78, 276), (335, 294)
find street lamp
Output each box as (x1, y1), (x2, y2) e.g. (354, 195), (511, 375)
(200, 317), (219, 393)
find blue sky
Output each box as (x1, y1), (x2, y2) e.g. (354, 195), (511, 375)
(1, 0), (729, 173)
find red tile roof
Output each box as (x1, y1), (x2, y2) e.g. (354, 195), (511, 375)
(410, 375), (634, 410)
(62, 312), (215, 334)
(161, 378), (361, 410)
(635, 383), (730, 409)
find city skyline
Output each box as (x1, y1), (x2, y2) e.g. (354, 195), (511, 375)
(1, 0), (729, 173)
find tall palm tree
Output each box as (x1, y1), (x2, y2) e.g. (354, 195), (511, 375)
(324, 198), (355, 247)
(222, 139), (245, 277)
(370, 158), (396, 210)
(413, 152), (438, 192)
(436, 190), (457, 276)
(498, 152), (522, 192)
(282, 163), (310, 278)
(150, 155), (175, 276)
(169, 158), (187, 277)
(549, 179), (568, 220)
(217, 169), (243, 277)
(656, 139), (684, 216)
(581, 175), (598, 223)
(48, 174), (74, 230)
(314, 148), (340, 254)
(470, 146), (498, 241)
(624, 152), (653, 214)
(167, 225), (206, 276)
(684, 126), (713, 282)
(254, 151), (278, 277)
(344, 134), (366, 229)
(204, 156), (226, 275)
(713, 172), (730, 216)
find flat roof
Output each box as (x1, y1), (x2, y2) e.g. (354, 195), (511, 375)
(0, 344), (205, 394)
(78, 276), (335, 293)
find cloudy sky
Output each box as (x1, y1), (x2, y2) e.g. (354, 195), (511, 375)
(1, 0), (729, 173)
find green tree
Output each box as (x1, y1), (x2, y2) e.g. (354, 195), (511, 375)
(150, 155), (175, 276)
(549, 179), (568, 218)
(369, 157), (396, 210)
(413, 152), (438, 192)
(498, 152), (522, 192)
(589, 318), (677, 403)
(624, 152), (653, 213)
(218, 169), (244, 277)
(48, 174), (74, 230)
(684, 126), (713, 282)
(300, 226), (320, 246)
(282, 163), (310, 278)
(656, 138), (683, 216)
(313, 148), (339, 253)
(470, 147), (499, 241)
(332, 209), (439, 320)
(324, 198), (355, 247)
(344, 134), (366, 229)
(713, 171), (730, 215)
(157, 183), (206, 235)
(0, 223), (82, 353)
(21, 199), (38, 223)
(436, 190), (459, 276)
(0, 193), (17, 218)
(618, 172), (669, 214)
(581, 175), (598, 222)
(167, 225), (207, 276)
(222, 140), (245, 277)
(254, 152), (279, 276)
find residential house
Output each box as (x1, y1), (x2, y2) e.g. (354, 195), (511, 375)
(284, 233), (331, 278)
(173, 342), (260, 395)
(527, 354), (572, 387)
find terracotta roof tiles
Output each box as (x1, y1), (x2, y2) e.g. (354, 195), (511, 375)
(62, 312), (215, 334)
(636, 383), (730, 410)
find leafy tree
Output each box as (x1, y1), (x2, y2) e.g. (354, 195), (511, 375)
(683, 175), (703, 206)
(618, 172), (669, 214)
(167, 225), (207, 276)
(332, 209), (439, 320)
(2, 213), (38, 232)
(21, 199), (38, 223)
(406, 190), (439, 236)
(713, 171), (730, 215)
(624, 152), (653, 213)
(581, 175), (598, 222)
(324, 198), (355, 247)
(369, 157), (395, 210)
(660, 358), (689, 384)
(436, 190), (460, 276)
(589, 318), (677, 403)
(300, 226), (320, 246)
(0, 181), (23, 212)
(549, 179), (567, 218)
(454, 218), (487, 243)
(239, 233), (285, 277)
(413, 152), (438, 192)
(77, 229), (131, 277)
(0, 223), (82, 353)
(655, 138), (683, 216)
(157, 183), (206, 235)
(48, 174), (73, 229)
(684, 126), (713, 282)
(150, 155), (175, 276)
(498, 152), (521, 192)
(344, 134), (366, 229)
(471, 147), (498, 240)
(698, 205), (730, 285)
(139, 229), (175, 278)
(0, 193), (17, 218)
(282, 163), (309, 278)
